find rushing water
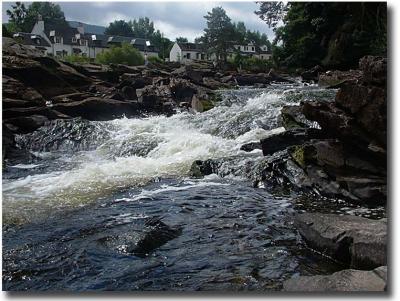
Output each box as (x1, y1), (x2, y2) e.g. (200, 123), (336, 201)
(3, 83), (373, 291)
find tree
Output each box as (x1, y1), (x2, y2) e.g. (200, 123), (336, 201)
(150, 30), (173, 60)
(232, 21), (247, 44)
(175, 37), (188, 43)
(6, 2), (27, 33)
(130, 17), (155, 39)
(96, 42), (144, 66)
(202, 7), (235, 61)
(256, 2), (387, 69)
(105, 20), (133, 36)
(6, 1), (67, 33)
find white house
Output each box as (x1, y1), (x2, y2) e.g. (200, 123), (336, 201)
(257, 45), (273, 60)
(15, 17), (159, 59)
(169, 42), (209, 63)
(170, 41), (272, 63)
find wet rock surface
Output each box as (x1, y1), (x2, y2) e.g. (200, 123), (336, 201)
(294, 213), (387, 269)
(283, 266), (387, 292)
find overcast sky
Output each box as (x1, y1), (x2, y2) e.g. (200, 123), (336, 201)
(2, 1), (274, 41)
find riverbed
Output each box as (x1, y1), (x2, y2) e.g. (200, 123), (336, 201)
(3, 84), (383, 291)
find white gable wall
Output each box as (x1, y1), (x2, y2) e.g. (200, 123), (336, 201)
(169, 43), (182, 62)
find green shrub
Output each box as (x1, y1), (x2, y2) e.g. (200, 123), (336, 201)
(148, 56), (163, 64)
(96, 42), (144, 66)
(229, 53), (273, 72)
(62, 54), (91, 64)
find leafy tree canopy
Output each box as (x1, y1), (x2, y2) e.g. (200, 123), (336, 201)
(175, 37), (188, 43)
(202, 7), (236, 61)
(6, 1), (67, 33)
(256, 2), (387, 69)
(96, 42), (144, 66)
(105, 20), (133, 36)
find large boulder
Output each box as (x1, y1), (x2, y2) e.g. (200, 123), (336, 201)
(283, 266), (387, 292)
(359, 56), (387, 86)
(260, 128), (324, 156)
(294, 213), (387, 269)
(301, 65), (323, 82)
(318, 69), (362, 88)
(235, 73), (270, 86)
(3, 38), (92, 98)
(52, 97), (143, 120)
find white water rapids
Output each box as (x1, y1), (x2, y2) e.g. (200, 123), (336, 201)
(3, 86), (333, 224)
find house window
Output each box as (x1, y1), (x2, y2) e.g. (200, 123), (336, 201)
(54, 36), (62, 44)
(186, 53), (191, 59)
(196, 53), (200, 59)
(72, 37), (77, 43)
(56, 51), (62, 57)
(201, 53), (205, 60)
(252, 47), (254, 51)
(79, 39), (87, 46)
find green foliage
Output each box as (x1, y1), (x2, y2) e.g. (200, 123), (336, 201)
(256, 2), (387, 69)
(150, 30), (173, 60)
(104, 17), (173, 60)
(175, 37), (188, 43)
(105, 20), (133, 36)
(129, 17), (155, 38)
(62, 54), (91, 64)
(148, 56), (163, 64)
(202, 7), (235, 61)
(95, 43), (144, 66)
(6, 1), (67, 33)
(2, 24), (12, 37)
(229, 55), (273, 72)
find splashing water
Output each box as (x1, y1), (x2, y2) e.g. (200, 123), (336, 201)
(3, 86), (335, 225)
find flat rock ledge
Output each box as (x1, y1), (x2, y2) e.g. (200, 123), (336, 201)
(283, 266), (387, 292)
(294, 213), (386, 269)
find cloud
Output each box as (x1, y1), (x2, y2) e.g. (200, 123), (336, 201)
(153, 20), (203, 41)
(2, 1), (275, 40)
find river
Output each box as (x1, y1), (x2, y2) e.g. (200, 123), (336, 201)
(3, 83), (383, 291)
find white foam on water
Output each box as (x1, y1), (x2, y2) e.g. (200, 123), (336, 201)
(114, 180), (231, 203)
(10, 163), (42, 169)
(2, 90), (289, 224)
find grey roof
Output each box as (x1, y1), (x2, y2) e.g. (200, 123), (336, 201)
(44, 23), (80, 45)
(39, 22), (158, 53)
(13, 32), (51, 47)
(177, 42), (205, 52)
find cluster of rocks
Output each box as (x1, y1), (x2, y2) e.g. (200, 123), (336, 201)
(253, 55), (387, 205)
(191, 55), (387, 292)
(3, 38), (294, 163)
(273, 56), (387, 292)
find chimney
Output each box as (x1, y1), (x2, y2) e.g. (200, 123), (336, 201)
(77, 22), (84, 35)
(36, 14), (45, 33)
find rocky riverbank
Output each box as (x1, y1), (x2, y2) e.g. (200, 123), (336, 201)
(191, 55), (388, 291)
(2, 37), (387, 292)
(2, 37), (292, 164)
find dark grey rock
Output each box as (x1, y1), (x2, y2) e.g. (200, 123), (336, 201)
(283, 266), (387, 292)
(294, 213), (387, 269)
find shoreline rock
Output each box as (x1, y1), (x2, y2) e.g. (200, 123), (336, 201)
(283, 266), (387, 292)
(294, 213), (387, 269)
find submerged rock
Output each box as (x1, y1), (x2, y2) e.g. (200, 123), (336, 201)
(294, 213), (387, 269)
(283, 266), (387, 292)
(129, 217), (182, 257)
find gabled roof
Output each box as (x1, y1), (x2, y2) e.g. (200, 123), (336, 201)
(177, 42), (205, 52)
(256, 45), (272, 54)
(44, 22), (80, 45)
(13, 32), (51, 47)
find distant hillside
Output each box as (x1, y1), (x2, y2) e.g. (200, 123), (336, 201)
(68, 21), (106, 35)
